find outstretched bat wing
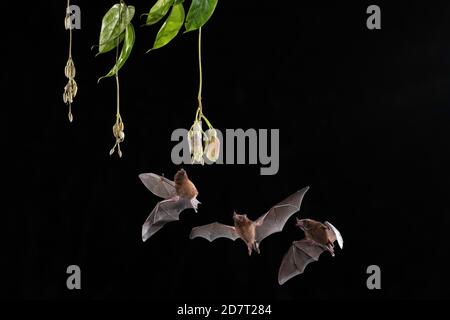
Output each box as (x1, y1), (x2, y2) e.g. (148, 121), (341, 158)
(190, 223), (239, 242)
(278, 239), (325, 285)
(142, 198), (193, 241)
(139, 173), (176, 199)
(255, 186), (310, 243)
(325, 221), (344, 249)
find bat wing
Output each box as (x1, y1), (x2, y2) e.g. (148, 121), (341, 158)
(139, 173), (176, 199)
(278, 239), (325, 285)
(190, 223), (239, 242)
(325, 221), (344, 249)
(255, 186), (310, 243)
(142, 198), (193, 241)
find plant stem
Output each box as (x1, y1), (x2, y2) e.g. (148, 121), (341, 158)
(201, 114), (213, 129)
(67, 0), (73, 121)
(197, 27), (203, 114)
(67, 0), (72, 58)
(115, 6), (121, 119)
(116, 75), (120, 118)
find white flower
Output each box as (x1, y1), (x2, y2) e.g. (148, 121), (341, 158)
(188, 130), (194, 155)
(191, 121), (204, 165)
(204, 128), (220, 162)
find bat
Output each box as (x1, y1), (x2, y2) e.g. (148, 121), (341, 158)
(139, 169), (200, 241)
(189, 187), (310, 256)
(278, 218), (344, 285)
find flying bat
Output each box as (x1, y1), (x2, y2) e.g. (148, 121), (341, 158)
(139, 169), (200, 241)
(278, 218), (344, 285)
(189, 187), (310, 256)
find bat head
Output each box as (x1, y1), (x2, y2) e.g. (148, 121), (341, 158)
(296, 218), (314, 231)
(177, 168), (186, 177)
(232, 212), (249, 224)
(174, 168), (188, 183)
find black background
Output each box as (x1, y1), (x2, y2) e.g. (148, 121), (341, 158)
(4, 0), (450, 300)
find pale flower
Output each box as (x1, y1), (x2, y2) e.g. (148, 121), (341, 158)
(64, 57), (76, 79)
(204, 128), (220, 162)
(191, 121), (204, 165)
(110, 120), (125, 157)
(188, 129), (194, 155)
(63, 79), (78, 105)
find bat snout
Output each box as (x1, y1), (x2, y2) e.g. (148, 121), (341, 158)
(296, 219), (305, 229)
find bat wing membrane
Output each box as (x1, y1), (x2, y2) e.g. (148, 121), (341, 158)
(190, 223), (239, 242)
(142, 198), (193, 241)
(278, 239), (324, 285)
(255, 187), (310, 243)
(139, 173), (176, 199)
(324, 221), (344, 249)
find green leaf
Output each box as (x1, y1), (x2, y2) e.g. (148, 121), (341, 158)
(98, 4), (135, 54)
(148, 3), (185, 51)
(98, 23), (135, 82)
(144, 0), (174, 26)
(96, 33), (125, 57)
(185, 0), (218, 32)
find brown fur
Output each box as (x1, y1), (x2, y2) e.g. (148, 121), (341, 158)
(304, 220), (330, 246)
(174, 169), (198, 200)
(297, 218), (335, 255)
(233, 214), (258, 255)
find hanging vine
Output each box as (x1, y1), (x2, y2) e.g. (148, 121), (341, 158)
(66, 0), (219, 161)
(63, 0), (78, 123)
(143, 0), (220, 163)
(96, 1), (136, 158)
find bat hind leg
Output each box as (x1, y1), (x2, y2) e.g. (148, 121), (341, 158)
(247, 244), (253, 256)
(253, 242), (261, 254)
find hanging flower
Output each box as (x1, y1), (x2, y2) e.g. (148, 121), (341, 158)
(64, 57), (76, 79)
(190, 121), (204, 164)
(63, 1), (77, 123)
(187, 110), (220, 164)
(204, 128), (220, 162)
(63, 79), (77, 105)
(110, 118), (125, 157)
(186, 27), (220, 165)
(63, 59), (77, 122)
